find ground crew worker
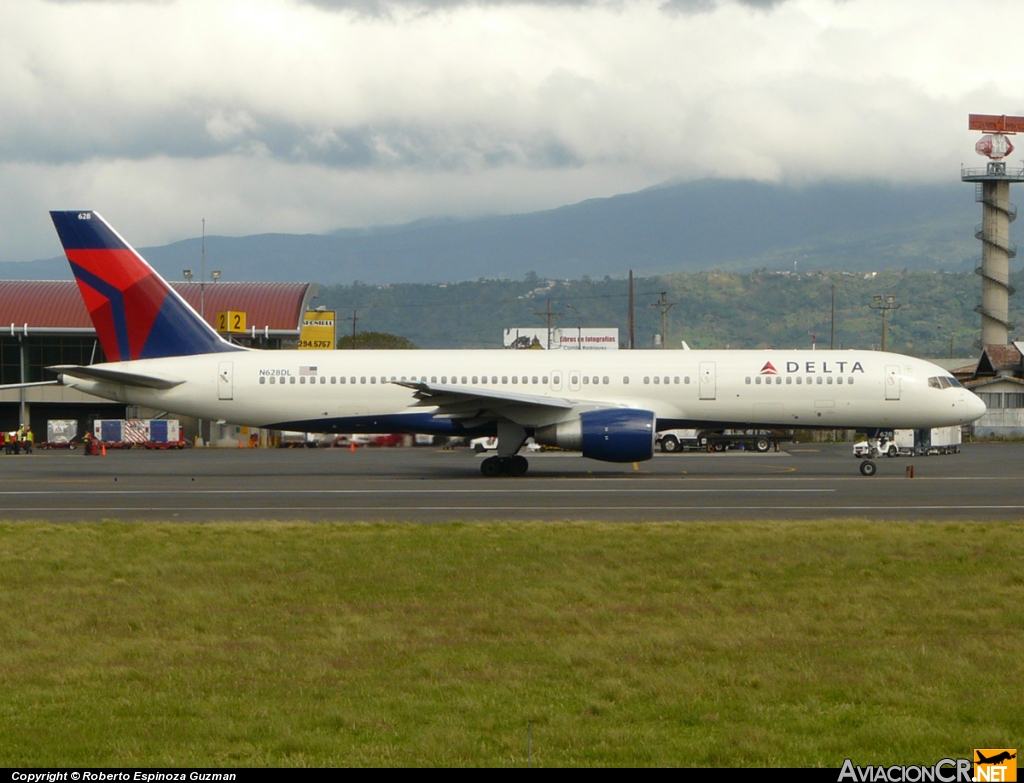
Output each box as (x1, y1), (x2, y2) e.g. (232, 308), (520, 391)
(23, 426), (33, 454)
(14, 425), (24, 455)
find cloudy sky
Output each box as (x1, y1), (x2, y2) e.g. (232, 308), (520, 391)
(1, 0), (1021, 264)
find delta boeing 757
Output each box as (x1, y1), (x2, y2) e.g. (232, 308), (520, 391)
(40, 210), (984, 476)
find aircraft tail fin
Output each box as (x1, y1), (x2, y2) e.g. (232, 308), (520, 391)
(49, 211), (242, 361)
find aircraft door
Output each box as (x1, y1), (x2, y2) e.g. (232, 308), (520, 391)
(699, 362), (716, 400)
(218, 361), (234, 400)
(568, 370), (581, 391)
(885, 364), (900, 401)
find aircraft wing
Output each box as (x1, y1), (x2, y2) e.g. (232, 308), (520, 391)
(51, 364), (185, 390)
(391, 379), (578, 421)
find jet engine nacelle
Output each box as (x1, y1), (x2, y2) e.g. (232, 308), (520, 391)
(535, 408), (656, 463)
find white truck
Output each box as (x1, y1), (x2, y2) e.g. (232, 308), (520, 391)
(657, 429), (788, 453)
(852, 426), (962, 458)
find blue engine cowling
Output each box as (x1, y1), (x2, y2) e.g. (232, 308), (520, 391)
(535, 408), (656, 463)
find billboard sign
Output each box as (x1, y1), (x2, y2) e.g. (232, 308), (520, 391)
(504, 327), (619, 350)
(298, 310), (336, 350)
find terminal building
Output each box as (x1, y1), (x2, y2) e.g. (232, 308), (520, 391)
(0, 280), (318, 444)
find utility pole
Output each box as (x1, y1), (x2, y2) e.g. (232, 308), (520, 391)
(650, 291), (676, 349)
(869, 295), (901, 352)
(566, 303), (582, 349)
(344, 309), (359, 348)
(830, 283), (835, 350)
(627, 270), (635, 349)
(534, 300), (562, 349)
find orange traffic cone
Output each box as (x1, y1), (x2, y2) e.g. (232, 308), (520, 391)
(350, 441), (356, 452)
(101, 442), (106, 456)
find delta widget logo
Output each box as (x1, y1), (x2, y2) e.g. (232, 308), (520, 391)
(759, 361), (778, 376)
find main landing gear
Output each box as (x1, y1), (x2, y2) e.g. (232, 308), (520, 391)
(858, 430), (889, 477)
(481, 454), (529, 477)
(479, 421), (530, 477)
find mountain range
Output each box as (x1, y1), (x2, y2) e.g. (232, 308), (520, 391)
(1, 178), (995, 285)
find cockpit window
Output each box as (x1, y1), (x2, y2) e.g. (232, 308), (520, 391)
(928, 377), (942, 389)
(928, 375), (963, 389)
(946, 376), (963, 388)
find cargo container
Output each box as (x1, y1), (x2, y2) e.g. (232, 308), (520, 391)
(43, 419), (78, 449)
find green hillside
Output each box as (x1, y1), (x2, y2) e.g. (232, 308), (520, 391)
(315, 268), (1020, 357)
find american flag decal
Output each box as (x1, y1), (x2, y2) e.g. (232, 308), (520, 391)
(299, 366), (318, 375)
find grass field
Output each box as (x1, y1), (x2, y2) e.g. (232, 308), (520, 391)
(1, 521), (1021, 767)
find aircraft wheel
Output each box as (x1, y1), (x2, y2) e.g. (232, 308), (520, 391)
(481, 456), (503, 477)
(859, 460), (877, 476)
(754, 438), (771, 453)
(508, 455), (529, 477)
(661, 436), (680, 453)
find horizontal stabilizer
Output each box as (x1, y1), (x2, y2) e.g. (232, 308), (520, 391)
(52, 364), (184, 390)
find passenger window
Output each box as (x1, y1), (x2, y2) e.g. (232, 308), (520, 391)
(542, 376), (548, 384)
(684, 376), (690, 384)
(360, 377), (366, 384)
(746, 377), (751, 384)
(290, 377), (296, 384)
(461, 376), (467, 384)
(755, 377), (761, 385)
(796, 377), (802, 385)
(827, 377), (833, 385)
(837, 377), (843, 385)
(653, 377), (658, 385)
(472, 376), (478, 384)
(512, 376), (518, 384)
(533, 376), (539, 385)
(603, 376), (609, 385)
(300, 377), (306, 385)
(502, 376), (508, 384)
(623, 377), (629, 384)
(331, 377), (336, 384)
(583, 376), (589, 384)
(816, 377), (822, 385)
(493, 376), (499, 384)
(674, 376), (680, 384)
(644, 377), (650, 384)
(260, 377), (266, 384)
(371, 377), (376, 384)
(552, 375), (559, 384)
(848, 377), (854, 385)
(786, 377), (792, 385)
(441, 376), (447, 384)
(776, 377), (782, 385)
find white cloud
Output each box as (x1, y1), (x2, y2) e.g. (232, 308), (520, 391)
(3, 0), (1024, 263)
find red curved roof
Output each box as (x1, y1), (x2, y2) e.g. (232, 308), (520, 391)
(0, 280), (314, 331)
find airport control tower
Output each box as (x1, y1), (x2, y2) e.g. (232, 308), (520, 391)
(962, 114), (1024, 346)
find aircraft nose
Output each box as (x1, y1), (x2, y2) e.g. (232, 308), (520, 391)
(966, 392), (987, 421)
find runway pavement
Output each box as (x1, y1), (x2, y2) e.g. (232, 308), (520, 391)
(1, 442), (1021, 522)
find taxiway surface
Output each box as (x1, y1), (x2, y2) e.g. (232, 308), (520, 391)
(1, 443), (1021, 522)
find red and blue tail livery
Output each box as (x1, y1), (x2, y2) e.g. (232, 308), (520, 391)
(50, 211), (241, 361)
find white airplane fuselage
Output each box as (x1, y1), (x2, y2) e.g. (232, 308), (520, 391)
(60, 347), (983, 437)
